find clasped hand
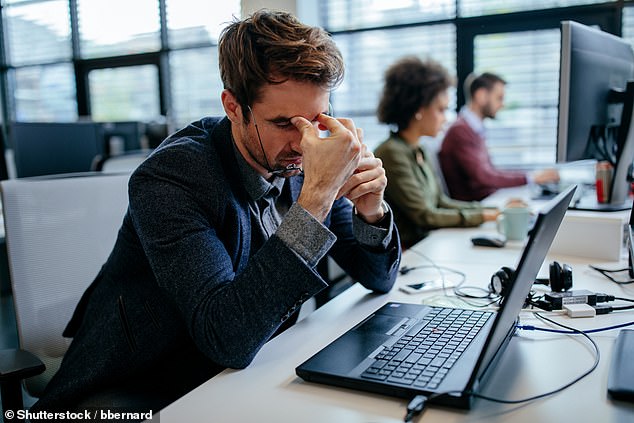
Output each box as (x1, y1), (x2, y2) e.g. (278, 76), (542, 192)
(292, 114), (387, 223)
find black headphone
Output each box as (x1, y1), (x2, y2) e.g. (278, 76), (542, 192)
(490, 261), (573, 297)
(489, 266), (515, 297)
(536, 261), (573, 292)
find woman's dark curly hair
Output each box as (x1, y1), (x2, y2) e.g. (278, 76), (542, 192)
(377, 56), (453, 131)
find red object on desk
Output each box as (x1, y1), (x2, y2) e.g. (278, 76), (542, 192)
(596, 179), (604, 203)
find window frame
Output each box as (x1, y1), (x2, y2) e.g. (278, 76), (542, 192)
(0, 2), (632, 136)
(321, 1), (628, 167)
(455, 3), (622, 108)
(73, 51), (165, 117)
(0, 0), (233, 123)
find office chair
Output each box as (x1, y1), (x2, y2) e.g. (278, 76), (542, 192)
(92, 149), (151, 173)
(0, 172), (130, 414)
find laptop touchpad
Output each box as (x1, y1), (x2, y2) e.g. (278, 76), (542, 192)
(353, 314), (405, 335)
(298, 315), (400, 375)
(302, 331), (391, 375)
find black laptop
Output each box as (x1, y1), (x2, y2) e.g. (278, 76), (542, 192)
(296, 185), (576, 409)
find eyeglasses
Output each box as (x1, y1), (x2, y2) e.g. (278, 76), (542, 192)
(247, 103), (334, 176)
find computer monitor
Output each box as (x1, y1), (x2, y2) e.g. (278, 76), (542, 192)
(144, 121), (169, 149)
(0, 127), (9, 180)
(557, 21), (634, 211)
(10, 122), (103, 178)
(100, 121), (144, 154)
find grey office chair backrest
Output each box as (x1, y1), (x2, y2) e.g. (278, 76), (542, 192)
(93, 150), (151, 173)
(0, 172), (130, 397)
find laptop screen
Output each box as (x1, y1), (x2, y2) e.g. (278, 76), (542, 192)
(295, 185), (576, 407)
(469, 185), (576, 387)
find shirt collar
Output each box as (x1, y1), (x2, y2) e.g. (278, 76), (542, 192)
(460, 106), (486, 137)
(232, 140), (285, 201)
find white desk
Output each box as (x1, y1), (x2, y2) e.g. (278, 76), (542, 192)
(153, 214), (634, 422)
(486, 186), (630, 261)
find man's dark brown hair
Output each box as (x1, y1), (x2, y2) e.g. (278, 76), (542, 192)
(468, 72), (506, 99)
(218, 9), (344, 121)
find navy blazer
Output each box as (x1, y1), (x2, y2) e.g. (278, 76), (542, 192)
(33, 117), (400, 411)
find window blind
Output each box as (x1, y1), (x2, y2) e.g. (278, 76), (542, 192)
(3, 1), (77, 122)
(459, 0), (613, 17)
(1, 0), (239, 123)
(164, 0), (239, 128)
(169, 48), (225, 129)
(77, 0), (160, 58)
(165, 0), (240, 48)
(332, 24), (456, 151)
(623, 5), (634, 48)
(88, 65), (160, 121)
(474, 29), (560, 167)
(321, 0), (630, 168)
(2, 0), (71, 66)
(13, 64), (77, 121)
(323, 0), (455, 32)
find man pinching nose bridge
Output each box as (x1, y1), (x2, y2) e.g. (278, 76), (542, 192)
(30, 9), (400, 417)
(291, 112), (388, 224)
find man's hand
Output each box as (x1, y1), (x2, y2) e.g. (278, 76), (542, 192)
(337, 143), (387, 224)
(482, 208), (500, 222)
(532, 168), (560, 185)
(292, 114), (362, 221)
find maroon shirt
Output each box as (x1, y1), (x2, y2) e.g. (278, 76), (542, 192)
(439, 116), (527, 201)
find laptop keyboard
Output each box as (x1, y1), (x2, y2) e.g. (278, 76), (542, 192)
(360, 308), (491, 390)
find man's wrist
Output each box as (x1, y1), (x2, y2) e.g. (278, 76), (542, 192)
(352, 200), (393, 248)
(355, 200), (389, 225)
(277, 203), (336, 268)
(297, 191), (336, 222)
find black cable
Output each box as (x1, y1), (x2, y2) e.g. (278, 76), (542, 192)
(524, 290), (553, 311)
(589, 265), (634, 284)
(399, 264), (464, 280)
(402, 314), (605, 417)
(589, 124), (616, 165)
(593, 266), (630, 273)
(403, 394), (427, 422)
(527, 299), (553, 311)
(592, 294), (634, 312)
(468, 313), (600, 404)
(398, 265), (419, 275)
(404, 249), (503, 307)
(615, 296), (634, 303)
(402, 391), (453, 422)
(400, 250), (469, 297)
(400, 316), (608, 419)
(401, 264), (499, 305)
(452, 295), (501, 309)
(594, 305), (634, 314)
(517, 320), (634, 334)
(453, 285), (496, 299)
